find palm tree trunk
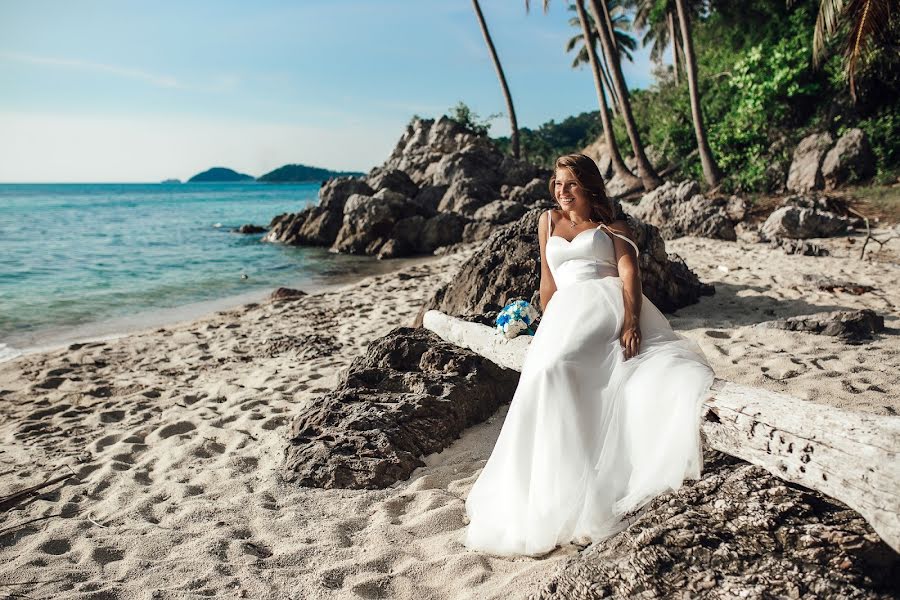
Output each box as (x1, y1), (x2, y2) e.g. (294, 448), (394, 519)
(575, 0), (638, 185)
(471, 0), (520, 158)
(667, 9), (679, 85)
(588, 0), (662, 190)
(674, 0), (721, 187)
(598, 52), (621, 117)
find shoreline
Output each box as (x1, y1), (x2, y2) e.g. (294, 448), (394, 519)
(0, 251), (451, 365)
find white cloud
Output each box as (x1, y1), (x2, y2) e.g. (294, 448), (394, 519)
(0, 112), (397, 182)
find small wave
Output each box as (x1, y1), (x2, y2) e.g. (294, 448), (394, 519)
(0, 343), (22, 363)
(213, 222), (223, 228)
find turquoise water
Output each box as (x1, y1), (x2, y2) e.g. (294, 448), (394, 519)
(0, 183), (401, 358)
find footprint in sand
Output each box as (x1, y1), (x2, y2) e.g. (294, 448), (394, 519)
(156, 421), (196, 439)
(40, 539), (71, 555)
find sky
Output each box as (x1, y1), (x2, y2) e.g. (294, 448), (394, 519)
(0, 0), (665, 183)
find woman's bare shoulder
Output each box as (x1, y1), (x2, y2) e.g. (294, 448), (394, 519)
(605, 219), (634, 237)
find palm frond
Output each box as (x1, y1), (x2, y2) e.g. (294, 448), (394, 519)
(813, 0), (846, 65)
(844, 0), (892, 99)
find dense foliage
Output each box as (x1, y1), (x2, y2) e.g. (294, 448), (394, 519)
(493, 0), (899, 192)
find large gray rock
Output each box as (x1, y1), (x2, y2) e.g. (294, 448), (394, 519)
(759, 195), (853, 240)
(786, 132), (834, 192)
(473, 199), (528, 224)
(822, 128), (875, 190)
(319, 176), (374, 212)
(366, 167), (419, 198)
(628, 180), (744, 241)
(533, 450), (900, 600)
(503, 177), (548, 206)
(332, 191), (427, 255)
(264, 205), (343, 246)
(414, 207), (714, 324)
(281, 327), (520, 489)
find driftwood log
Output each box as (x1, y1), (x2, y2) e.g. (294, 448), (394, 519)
(421, 309), (900, 553)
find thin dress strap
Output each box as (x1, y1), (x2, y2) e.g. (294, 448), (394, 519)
(599, 223), (640, 257)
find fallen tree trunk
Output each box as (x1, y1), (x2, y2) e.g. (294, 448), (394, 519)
(422, 309), (900, 553)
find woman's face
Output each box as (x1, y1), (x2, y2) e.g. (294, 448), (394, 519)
(554, 168), (591, 213)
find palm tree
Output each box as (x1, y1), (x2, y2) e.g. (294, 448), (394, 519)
(674, 0), (721, 186)
(587, 0), (663, 190)
(472, 0), (520, 158)
(797, 0), (894, 101)
(565, 2), (637, 112)
(573, 0), (641, 187)
(633, 0), (685, 84)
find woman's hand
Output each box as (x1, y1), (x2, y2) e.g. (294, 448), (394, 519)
(620, 321), (642, 360)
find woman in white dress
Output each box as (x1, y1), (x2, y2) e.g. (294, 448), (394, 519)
(463, 154), (715, 556)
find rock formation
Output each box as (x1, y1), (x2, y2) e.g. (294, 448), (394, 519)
(533, 449), (900, 600)
(626, 180), (747, 241)
(786, 129), (875, 192)
(281, 327), (520, 489)
(234, 224), (266, 234)
(758, 309), (885, 343)
(264, 117), (549, 258)
(760, 195), (858, 240)
(786, 132), (834, 192)
(414, 206), (714, 325)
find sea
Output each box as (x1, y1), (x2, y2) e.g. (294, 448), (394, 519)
(0, 182), (418, 362)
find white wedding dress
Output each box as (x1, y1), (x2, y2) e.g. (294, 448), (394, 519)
(463, 210), (715, 556)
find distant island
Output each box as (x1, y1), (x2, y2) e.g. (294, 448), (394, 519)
(257, 164), (364, 183)
(160, 178), (181, 184)
(188, 167), (255, 183)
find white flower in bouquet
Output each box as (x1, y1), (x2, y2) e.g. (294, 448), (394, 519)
(496, 300), (539, 339)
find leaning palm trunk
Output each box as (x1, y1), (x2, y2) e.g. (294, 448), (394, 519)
(675, 0), (721, 187)
(599, 52), (622, 116)
(575, 0), (639, 185)
(472, 0), (520, 158)
(667, 9), (680, 84)
(588, 0), (663, 190)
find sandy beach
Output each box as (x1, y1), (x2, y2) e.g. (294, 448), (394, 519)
(0, 228), (898, 599)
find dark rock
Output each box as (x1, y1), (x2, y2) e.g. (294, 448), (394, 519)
(414, 207), (714, 324)
(269, 287), (307, 302)
(367, 167), (419, 198)
(264, 206), (343, 246)
(805, 276), (875, 295)
(319, 177), (374, 212)
(769, 238), (831, 256)
(533, 450), (900, 600)
(759, 309), (885, 342)
(234, 224), (266, 234)
(503, 178), (549, 206)
(281, 327), (520, 489)
(822, 128), (876, 190)
(473, 199), (528, 224)
(628, 180), (744, 241)
(331, 191), (424, 255)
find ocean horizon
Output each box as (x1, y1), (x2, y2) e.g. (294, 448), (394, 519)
(0, 182), (414, 361)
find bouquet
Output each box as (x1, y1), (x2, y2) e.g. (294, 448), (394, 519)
(496, 300), (539, 339)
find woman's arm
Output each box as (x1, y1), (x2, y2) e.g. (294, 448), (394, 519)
(608, 220), (642, 359)
(538, 211), (558, 312)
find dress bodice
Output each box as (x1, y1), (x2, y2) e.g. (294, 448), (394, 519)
(545, 210), (640, 289)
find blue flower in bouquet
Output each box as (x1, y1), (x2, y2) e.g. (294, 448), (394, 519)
(496, 300), (540, 339)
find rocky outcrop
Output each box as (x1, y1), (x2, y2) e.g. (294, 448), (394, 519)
(533, 449), (900, 600)
(234, 224), (266, 234)
(627, 180), (747, 241)
(759, 195), (857, 240)
(822, 128), (875, 190)
(786, 132), (834, 192)
(281, 327), (520, 489)
(414, 206), (714, 324)
(758, 309), (885, 343)
(269, 287), (307, 302)
(264, 117), (549, 258)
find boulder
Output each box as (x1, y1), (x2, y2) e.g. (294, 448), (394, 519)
(319, 176), (374, 212)
(786, 132), (834, 192)
(366, 167), (419, 198)
(414, 207), (714, 324)
(627, 180), (743, 240)
(473, 199), (528, 224)
(264, 206), (343, 246)
(758, 309), (884, 343)
(234, 223), (266, 234)
(759, 195), (854, 240)
(534, 450), (900, 600)
(822, 128), (875, 190)
(332, 191), (424, 255)
(269, 287), (307, 302)
(281, 327), (520, 489)
(503, 177), (548, 206)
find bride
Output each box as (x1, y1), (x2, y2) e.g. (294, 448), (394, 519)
(463, 153), (715, 556)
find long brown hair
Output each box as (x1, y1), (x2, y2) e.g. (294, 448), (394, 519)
(548, 154), (614, 224)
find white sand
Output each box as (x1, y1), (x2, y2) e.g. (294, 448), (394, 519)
(0, 230), (898, 599)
